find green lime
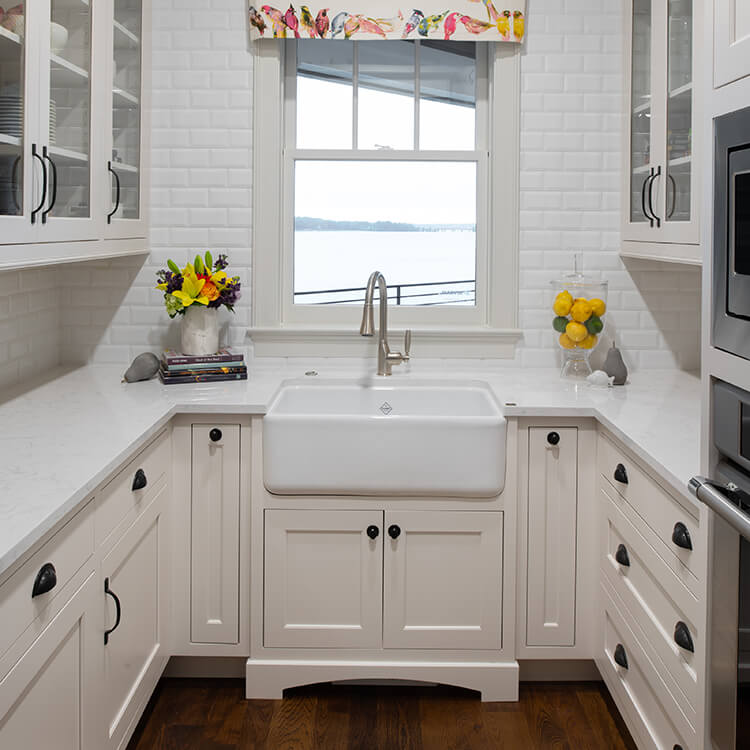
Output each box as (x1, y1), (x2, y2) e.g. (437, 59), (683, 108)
(586, 315), (603, 334)
(553, 316), (569, 333)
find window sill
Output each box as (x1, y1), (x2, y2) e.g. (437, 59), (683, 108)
(248, 326), (523, 358)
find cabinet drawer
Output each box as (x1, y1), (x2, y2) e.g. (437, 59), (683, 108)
(599, 586), (694, 750)
(95, 430), (170, 546)
(0, 503), (94, 664)
(602, 486), (699, 715)
(598, 434), (699, 578)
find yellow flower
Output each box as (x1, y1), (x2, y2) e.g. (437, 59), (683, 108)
(172, 270), (209, 307)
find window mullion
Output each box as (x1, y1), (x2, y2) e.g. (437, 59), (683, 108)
(414, 41), (420, 150)
(352, 41), (359, 149)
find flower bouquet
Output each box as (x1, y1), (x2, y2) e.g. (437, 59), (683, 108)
(156, 252), (241, 356)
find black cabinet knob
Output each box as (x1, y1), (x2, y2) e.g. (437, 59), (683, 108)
(547, 431), (560, 446)
(615, 544), (630, 567)
(31, 563), (57, 598)
(209, 428), (222, 442)
(131, 468), (147, 491)
(366, 525), (379, 540)
(674, 745), (684, 750)
(613, 643), (628, 669)
(674, 621), (694, 653)
(388, 524), (401, 539)
(671, 522), (692, 551)
(614, 463), (629, 484)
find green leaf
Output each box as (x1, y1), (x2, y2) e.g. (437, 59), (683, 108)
(204, 250), (213, 270)
(194, 254), (204, 274)
(165, 293), (184, 318)
(167, 259), (180, 274)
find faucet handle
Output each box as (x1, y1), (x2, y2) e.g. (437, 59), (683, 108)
(404, 329), (411, 359)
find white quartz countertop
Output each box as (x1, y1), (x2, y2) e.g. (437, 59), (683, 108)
(0, 363), (701, 580)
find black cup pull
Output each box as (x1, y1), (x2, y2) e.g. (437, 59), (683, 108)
(615, 544), (630, 567)
(674, 621), (694, 653)
(547, 431), (560, 446)
(614, 463), (629, 484)
(672, 522), (692, 551)
(366, 525), (379, 540)
(131, 468), (147, 491)
(31, 563), (57, 598)
(104, 577), (122, 645)
(107, 161), (121, 224)
(41, 146), (57, 223)
(30, 144), (47, 225)
(388, 524), (401, 539)
(209, 428), (223, 442)
(613, 643), (628, 669)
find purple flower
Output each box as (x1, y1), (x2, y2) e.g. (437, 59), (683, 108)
(156, 269), (183, 294)
(209, 277), (241, 310)
(214, 254), (229, 271)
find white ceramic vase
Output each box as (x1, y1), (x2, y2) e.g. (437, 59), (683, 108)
(181, 305), (219, 356)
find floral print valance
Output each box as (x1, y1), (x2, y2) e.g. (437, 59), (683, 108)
(248, 1), (526, 41)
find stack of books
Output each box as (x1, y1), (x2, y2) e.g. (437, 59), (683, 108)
(159, 348), (247, 385)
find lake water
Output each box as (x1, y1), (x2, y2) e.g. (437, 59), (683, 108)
(294, 230), (476, 305)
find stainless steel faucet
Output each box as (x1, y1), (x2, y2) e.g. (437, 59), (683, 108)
(359, 271), (411, 376)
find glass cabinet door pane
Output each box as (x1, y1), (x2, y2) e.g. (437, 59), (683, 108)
(49, 0), (92, 219)
(0, 10), (26, 216)
(666, 0), (692, 223)
(630, 0), (652, 223)
(112, 0), (142, 220)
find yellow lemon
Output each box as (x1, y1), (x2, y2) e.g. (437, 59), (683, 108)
(579, 334), (597, 349)
(570, 299), (592, 323)
(557, 290), (573, 302)
(553, 297), (572, 316)
(558, 332), (576, 349)
(589, 298), (606, 317)
(565, 321), (588, 343)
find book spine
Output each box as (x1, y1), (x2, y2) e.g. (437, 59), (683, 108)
(161, 366), (247, 378)
(158, 372), (248, 385)
(163, 354), (244, 365)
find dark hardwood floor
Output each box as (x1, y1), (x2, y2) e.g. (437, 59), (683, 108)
(127, 679), (637, 750)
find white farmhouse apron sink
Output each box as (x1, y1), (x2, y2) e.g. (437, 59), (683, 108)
(263, 379), (507, 497)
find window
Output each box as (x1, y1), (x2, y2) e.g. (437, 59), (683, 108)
(251, 40), (521, 357)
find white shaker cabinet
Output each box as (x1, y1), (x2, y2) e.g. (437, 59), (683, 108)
(714, 0), (750, 87)
(0, 573), (99, 750)
(383, 511), (503, 650)
(264, 509), (384, 649)
(99, 484), (169, 750)
(190, 424), (241, 645)
(622, 0), (702, 264)
(524, 427), (578, 647)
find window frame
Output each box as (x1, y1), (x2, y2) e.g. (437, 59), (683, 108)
(251, 40), (521, 358)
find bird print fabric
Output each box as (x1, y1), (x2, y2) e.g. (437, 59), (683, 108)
(248, 1), (525, 40)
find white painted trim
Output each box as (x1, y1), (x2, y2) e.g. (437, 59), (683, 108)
(251, 41), (521, 357)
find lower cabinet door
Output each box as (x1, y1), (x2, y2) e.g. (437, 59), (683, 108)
(100, 487), (169, 750)
(383, 511), (503, 650)
(264, 509), (383, 648)
(0, 573), (99, 749)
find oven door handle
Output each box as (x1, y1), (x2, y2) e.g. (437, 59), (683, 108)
(689, 476), (750, 541)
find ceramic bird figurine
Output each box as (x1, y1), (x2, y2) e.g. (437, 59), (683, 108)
(418, 11), (448, 36)
(401, 9), (424, 38)
(300, 5), (317, 36)
(315, 8), (330, 37)
(512, 9), (524, 40)
(248, 5), (267, 36)
(443, 10), (460, 39)
(261, 5), (287, 36)
(458, 14), (492, 35)
(330, 11), (350, 37)
(496, 9), (510, 40)
(283, 4), (301, 37)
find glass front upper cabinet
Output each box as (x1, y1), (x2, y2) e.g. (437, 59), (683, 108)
(630, 0), (652, 225)
(0, 9), (26, 220)
(110, 0), (142, 223)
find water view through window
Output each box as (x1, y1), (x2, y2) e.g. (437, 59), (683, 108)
(293, 41), (479, 306)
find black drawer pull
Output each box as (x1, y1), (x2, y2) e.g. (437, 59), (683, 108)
(131, 468), (147, 491)
(547, 431), (560, 446)
(671, 522), (692, 551)
(615, 544), (630, 567)
(104, 577), (122, 645)
(31, 563), (57, 598)
(210, 428), (223, 442)
(674, 621), (694, 653)
(613, 643), (628, 669)
(366, 525), (379, 539)
(614, 463), (628, 484)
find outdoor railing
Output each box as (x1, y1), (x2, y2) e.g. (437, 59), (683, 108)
(294, 278), (476, 306)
